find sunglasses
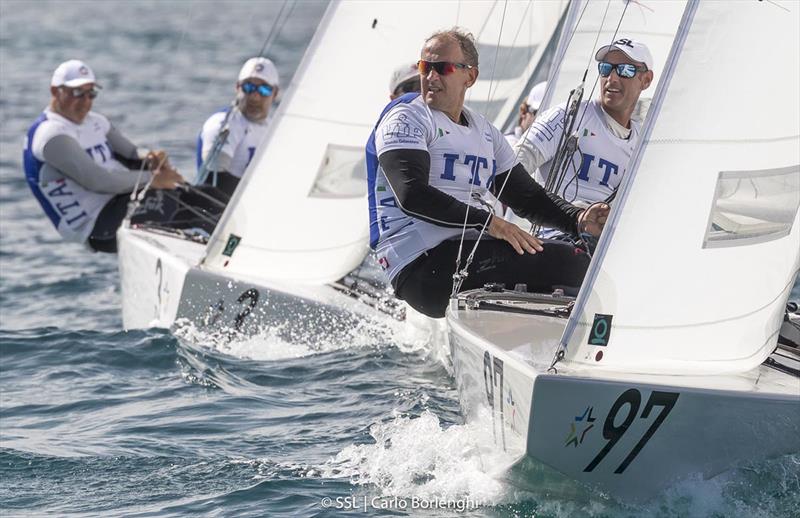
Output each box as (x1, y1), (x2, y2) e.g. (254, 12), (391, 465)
(64, 87), (99, 99)
(417, 60), (473, 76)
(597, 62), (646, 79)
(241, 81), (274, 97)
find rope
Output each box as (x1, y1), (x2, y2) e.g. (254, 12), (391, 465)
(196, 1), (293, 187)
(450, 0), (632, 302)
(451, 0), (509, 297)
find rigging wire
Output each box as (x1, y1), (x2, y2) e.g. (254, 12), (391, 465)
(127, 5), (198, 216)
(547, 0), (647, 373)
(196, 1), (293, 188)
(537, 0), (614, 220)
(451, 0), (509, 297)
(258, 0), (291, 57)
(129, 1), (297, 230)
(453, 0), (579, 296)
(450, 0), (633, 306)
(573, 0), (631, 132)
(535, 0), (632, 235)
(553, 0), (632, 216)
(485, 0), (535, 105)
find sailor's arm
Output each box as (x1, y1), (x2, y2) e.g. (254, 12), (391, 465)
(513, 137), (549, 175)
(41, 134), (152, 194)
(491, 163), (607, 238)
(378, 148), (492, 229)
(512, 105), (565, 178)
(107, 124), (169, 172)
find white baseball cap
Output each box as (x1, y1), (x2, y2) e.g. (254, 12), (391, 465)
(526, 81), (548, 111)
(238, 57), (280, 87)
(389, 62), (420, 94)
(595, 38), (654, 71)
(51, 59), (99, 88)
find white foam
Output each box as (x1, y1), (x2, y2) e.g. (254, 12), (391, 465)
(320, 410), (518, 506)
(174, 319), (314, 360)
(172, 309), (446, 362)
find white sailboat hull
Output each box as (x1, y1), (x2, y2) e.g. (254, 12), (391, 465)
(447, 291), (800, 502)
(117, 225), (402, 333)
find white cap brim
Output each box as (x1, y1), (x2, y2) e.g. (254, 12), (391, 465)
(595, 42), (654, 71)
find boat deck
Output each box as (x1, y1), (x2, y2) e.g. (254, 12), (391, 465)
(451, 288), (800, 397)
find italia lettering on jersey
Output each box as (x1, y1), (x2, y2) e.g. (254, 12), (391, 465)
(197, 108), (268, 178)
(23, 109), (119, 243)
(366, 94), (517, 280)
(527, 99), (640, 204)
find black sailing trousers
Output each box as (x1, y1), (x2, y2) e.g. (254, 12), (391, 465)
(392, 238), (590, 318)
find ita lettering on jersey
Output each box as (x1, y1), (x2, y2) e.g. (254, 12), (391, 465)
(366, 94), (516, 280)
(529, 99), (639, 204)
(23, 109), (119, 243)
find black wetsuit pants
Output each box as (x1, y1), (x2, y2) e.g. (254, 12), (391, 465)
(203, 171), (240, 198)
(88, 186), (228, 253)
(392, 238), (590, 318)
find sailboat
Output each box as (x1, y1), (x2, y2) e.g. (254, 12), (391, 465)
(446, 0), (800, 502)
(116, 0), (568, 334)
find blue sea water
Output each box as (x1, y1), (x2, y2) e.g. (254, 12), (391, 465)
(1, 1), (799, 517)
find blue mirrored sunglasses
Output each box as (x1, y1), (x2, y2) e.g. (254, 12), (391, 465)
(597, 62), (646, 79)
(241, 81), (274, 97)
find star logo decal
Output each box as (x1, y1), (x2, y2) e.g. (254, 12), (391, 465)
(564, 406), (596, 447)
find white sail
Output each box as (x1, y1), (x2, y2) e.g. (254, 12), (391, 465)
(560, 0), (800, 374)
(201, 0), (566, 284)
(540, 0), (686, 117)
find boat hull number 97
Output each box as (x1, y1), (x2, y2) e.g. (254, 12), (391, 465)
(584, 388), (679, 474)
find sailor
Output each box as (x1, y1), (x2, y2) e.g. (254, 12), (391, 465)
(23, 59), (219, 253)
(505, 81), (547, 146)
(516, 38), (654, 211)
(367, 28), (608, 318)
(389, 62), (421, 100)
(197, 56), (280, 197)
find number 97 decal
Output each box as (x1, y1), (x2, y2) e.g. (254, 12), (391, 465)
(584, 389), (679, 474)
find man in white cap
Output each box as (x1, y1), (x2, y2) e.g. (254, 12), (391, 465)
(505, 81), (547, 146)
(22, 59), (217, 253)
(513, 38), (653, 244)
(197, 56), (280, 197)
(388, 62), (421, 100)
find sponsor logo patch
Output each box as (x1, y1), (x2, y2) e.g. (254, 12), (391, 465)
(589, 313), (613, 346)
(222, 234), (241, 257)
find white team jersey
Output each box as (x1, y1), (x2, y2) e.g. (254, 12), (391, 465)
(199, 108), (268, 179)
(368, 95), (517, 280)
(504, 126), (524, 147)
(520, 99), (640, 205)
(25, 109), (123, 243)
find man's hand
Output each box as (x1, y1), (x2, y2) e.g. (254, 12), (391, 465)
(577, 203), (610, 237)
(488, 215), (544, 255)
(144, 150), (169, 171)
(150, 162), (185, 190)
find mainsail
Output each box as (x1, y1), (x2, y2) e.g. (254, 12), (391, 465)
(201, 0), (566, 284)
(560, 0), (800, 374)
